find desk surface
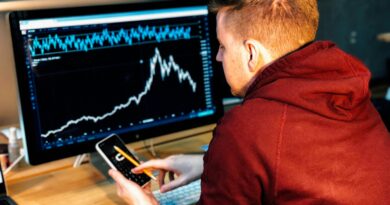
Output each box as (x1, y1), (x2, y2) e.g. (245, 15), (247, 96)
(5, 129), (213, 205)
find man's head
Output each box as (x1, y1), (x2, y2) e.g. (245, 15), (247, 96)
(211, 0), (319, 96)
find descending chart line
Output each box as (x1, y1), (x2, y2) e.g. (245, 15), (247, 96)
(29, 25), (192, 57)
(41, 47), (197, 138)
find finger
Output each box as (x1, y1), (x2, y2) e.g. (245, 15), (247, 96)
(110, 169), (144, 196)
(160, 178), (185, 193)
(158, 170), (167, 187)
(132, 159), (172, 173)
(115, 183), (124, 197)
(109, 169), (133, 187)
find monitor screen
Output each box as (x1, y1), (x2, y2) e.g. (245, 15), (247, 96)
(9, 0), (223, 165)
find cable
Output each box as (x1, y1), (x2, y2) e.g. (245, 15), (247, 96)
(143, 139), (157, 158)
(4, 149), (25, 175)
(73, 153), (88, 168)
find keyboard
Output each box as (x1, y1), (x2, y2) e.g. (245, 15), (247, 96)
(153, 179), (201, 205)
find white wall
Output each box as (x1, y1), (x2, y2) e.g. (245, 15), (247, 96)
(0, 0), (165, 127)
(0, 10), (18, 126)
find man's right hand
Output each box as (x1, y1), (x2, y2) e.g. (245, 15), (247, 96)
(132, 155), (204, 193)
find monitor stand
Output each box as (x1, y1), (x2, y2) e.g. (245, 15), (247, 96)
(71, 152), (112, 180)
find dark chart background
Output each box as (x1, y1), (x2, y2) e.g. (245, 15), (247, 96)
(23, 15), (215, 150)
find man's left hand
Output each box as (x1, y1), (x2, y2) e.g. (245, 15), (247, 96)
(109, 169), (159, 205)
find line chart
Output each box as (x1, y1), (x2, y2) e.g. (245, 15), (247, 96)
(41, 47), (197, 138)
(29, 25), (192, 57)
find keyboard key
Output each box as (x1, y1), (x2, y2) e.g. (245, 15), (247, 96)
(153, 179), (201, 205)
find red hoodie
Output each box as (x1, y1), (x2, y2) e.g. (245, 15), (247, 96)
(199, 41), (390, 205)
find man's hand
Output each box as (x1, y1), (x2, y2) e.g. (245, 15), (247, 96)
(109, 169), (158, 205)
(132, 155), (204, 193)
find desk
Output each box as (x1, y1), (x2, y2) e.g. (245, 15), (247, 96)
(5, 127), (213, 205)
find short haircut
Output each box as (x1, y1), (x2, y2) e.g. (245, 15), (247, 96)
(209, 0), (319, 56)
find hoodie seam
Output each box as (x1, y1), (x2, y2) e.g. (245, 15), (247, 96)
(337, 49), (369, 102)
(273, 104), (288, 202)
(336, 49), (358, 77)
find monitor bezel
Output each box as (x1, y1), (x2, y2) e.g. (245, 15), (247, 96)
(9, 0), (223, 165)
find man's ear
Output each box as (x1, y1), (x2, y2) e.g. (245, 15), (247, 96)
(244, 39), (273, 73)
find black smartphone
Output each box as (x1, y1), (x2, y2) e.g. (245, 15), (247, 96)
(0, 167), (17, 204)
(95, 134), (151, 187)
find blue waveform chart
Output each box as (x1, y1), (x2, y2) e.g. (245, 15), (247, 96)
(28, 24), (195, 57)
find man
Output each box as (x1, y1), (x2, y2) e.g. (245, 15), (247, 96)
(109, 0), (390, 204)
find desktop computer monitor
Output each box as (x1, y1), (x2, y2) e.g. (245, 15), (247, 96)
(9, 0), (223, 165)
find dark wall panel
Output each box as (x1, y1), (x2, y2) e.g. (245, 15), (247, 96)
(316, 0), (390, 80)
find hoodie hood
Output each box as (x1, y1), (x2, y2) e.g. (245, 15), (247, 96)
(245, 41), (372, 121)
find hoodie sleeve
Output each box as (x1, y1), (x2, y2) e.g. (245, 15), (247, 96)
(198, 121), (264, 205)
(198, 100), (286, 205)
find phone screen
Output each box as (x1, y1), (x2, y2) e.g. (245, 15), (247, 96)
(0, 169), (6, 194)
(96, 135), (151, 186)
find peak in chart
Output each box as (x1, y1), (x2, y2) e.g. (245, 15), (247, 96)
(41, 47), (197, 138)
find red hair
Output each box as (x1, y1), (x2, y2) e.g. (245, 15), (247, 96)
(210, 0), (319, 56)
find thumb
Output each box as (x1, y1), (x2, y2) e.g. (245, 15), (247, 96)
(109, 169), (133, 187)
(160, 177), (185, 193)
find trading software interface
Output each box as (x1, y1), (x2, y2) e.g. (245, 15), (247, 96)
(18, 6), (216, 150)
